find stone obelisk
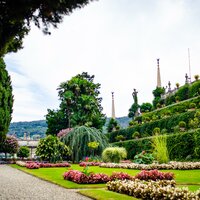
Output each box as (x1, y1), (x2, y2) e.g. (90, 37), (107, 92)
(111, 92), (116, 119)
(157, 58), (161, 88)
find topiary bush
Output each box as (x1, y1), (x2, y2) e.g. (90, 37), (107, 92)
(102, 147), (127, 163)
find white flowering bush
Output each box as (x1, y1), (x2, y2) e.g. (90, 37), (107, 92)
(16, 161), (26, 167)
(107, 179), (200, 200)
(100, 161), (200, 170)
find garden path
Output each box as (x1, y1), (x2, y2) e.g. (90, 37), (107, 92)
(0, 165), (91, 200)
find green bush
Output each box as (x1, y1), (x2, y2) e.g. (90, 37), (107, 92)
(189, 80), (200, 98)
(153, 134), (169, 163)
(113, 129), (200, 161)
(153, 127), (160, 135)
(189, 102), (196, 109)
(132, 131), (140, 139)
(36, 135), (70, 163)
(133, 151), (154, 164)
(178, 121), (186, 128)
(175, 84), (189, 101)
(17, 146), (30, 159)
(102, 147), (127, 163)
(115, 135), (125, 141)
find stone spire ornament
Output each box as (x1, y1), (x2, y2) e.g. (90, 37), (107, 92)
(157, 58), (161, 88)
(111, 92), (116, 119)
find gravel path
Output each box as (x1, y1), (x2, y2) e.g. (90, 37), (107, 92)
(0, 165), (91, 200)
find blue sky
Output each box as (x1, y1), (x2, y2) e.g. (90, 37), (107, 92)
(5, 0), (200, 122)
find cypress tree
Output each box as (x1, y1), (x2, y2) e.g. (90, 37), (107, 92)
(0, 58), (13, 146)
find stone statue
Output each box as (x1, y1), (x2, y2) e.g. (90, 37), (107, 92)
(132, 88), (138, 105)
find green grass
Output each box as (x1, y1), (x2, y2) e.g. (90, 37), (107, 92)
(78, 188), (137, 200)
(11, 164), (200, 199)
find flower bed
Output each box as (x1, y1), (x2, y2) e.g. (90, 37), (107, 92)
(39, 162), (71, 168)
(17, 161), (71, 169)
(110, 172), (133, 181)
(16, 161), (26, 167)
(135, 169), (174, 181)
(100, 161), (200, 170)
(107, 179), (200, 200)
(63, 170), (110, 184)
(26, 162), (40, 169)
(79, 161), (101, 167)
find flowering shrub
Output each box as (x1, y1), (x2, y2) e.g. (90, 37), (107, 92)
(25, 162), (40, 169)
(120, 160), (132, 163)
(79, 161), (101, 167)
(100, 161), (200, 170)
(63, 170), (110, 184)
(57, 128), (73, 138)
(110, 172), (133, 181)
(16, 161), (26, 167)
(25, 162), (71, 169)
(135, 169), (174, 181)
(107, 179), (200, 200)
(39, 162), (71, 168)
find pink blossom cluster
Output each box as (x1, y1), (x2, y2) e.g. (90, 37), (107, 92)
(110, 172), (133, 181)
(79, 162), (101, 167)
(39, 162), (71, 168)
(25, 162), (71, 169)
(63, 170), (110, 184)
(57, 128), (73, 138)
(120, 160), (132, 164)
(135, 169), (174, 181)
(25, 162), (40, 169)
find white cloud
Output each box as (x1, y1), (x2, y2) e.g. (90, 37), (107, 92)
(4, 0), (200, 122)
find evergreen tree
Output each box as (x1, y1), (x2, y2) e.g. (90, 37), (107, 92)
(107, 118), (120, 133)
(0, 58), (13, 146)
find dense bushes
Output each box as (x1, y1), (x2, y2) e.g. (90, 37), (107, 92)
(107, 179), (200, 200)
(113, 129), (200, 160)
(102, 147), (127, 163)
(107, 110), (196, 143)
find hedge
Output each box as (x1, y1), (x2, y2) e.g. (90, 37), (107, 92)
(107, 110), (196, 143)
(112, 129), (200, 161)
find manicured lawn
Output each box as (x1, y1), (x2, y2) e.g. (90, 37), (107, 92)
(11, 164), (200, 199)
(78, 188), (138, 200)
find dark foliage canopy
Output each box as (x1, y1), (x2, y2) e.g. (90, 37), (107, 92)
(46, 72), (106, 135)
(0, 58), (13, 142)
(0, 0), (95, 56)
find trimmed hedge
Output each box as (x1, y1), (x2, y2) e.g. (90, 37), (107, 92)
(112, 129), (200, 161)
(107, 110), (196, 143)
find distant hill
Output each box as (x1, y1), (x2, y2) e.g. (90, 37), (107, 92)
(8, 120), (47, 139)
(8, 116), (130, 139)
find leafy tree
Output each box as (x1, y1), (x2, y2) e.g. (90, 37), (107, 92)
(36, 135), (70, 163)
(17, 146), (30, 159)
(128, 103), (139, 118)
(140, 102), (153, 113)
(0, 0), (95, 56)
(175, 84), (190, 101)
(46, 72), (106, 134)
(46, 109), (68, 136)
(61, 126), (109, 163)
(0, 136), (18, 158)
(107, 118), (120, 133)
(0, 58), (13, 143)
(152, 87), (165, 98)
